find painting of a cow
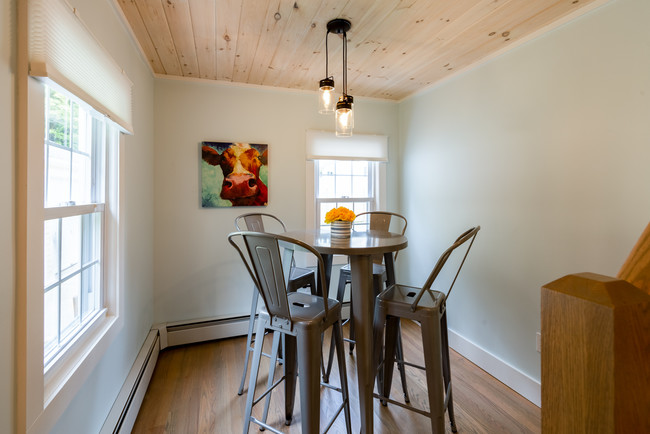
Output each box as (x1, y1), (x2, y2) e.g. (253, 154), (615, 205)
(201, 142), (268, 207)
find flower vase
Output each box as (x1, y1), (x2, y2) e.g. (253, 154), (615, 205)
(331, 220), (352, 239)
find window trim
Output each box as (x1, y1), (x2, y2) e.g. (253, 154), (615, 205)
(19, 76), (125, 434)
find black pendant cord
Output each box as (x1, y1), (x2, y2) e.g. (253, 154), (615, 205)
(342, 31), (347, 95)
(325, 30), (330, 79)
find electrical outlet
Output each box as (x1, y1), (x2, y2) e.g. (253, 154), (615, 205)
(536, 332), (541, 353)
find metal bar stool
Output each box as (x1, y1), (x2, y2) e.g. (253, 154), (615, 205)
(235, 213), (317, 396)
(229, 231), (352, 434)
(324, 211), (410, 402)
(373, 226), (480, 434)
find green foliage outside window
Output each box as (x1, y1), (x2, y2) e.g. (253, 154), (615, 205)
(47, 88), (80, 150)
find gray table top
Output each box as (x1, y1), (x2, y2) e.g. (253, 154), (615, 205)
(283, 228), (408, 256)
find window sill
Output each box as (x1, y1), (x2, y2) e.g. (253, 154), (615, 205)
(29, 312), (122, 434)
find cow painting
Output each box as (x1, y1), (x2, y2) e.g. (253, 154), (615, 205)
(201, 142), (268, 207)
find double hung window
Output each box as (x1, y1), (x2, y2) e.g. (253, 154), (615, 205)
(315, 160), (379, 230)
(43, 86), (112, 367)
(305, 130), (388, 230)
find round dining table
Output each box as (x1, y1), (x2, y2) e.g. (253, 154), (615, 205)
(283, 228), (408, 433)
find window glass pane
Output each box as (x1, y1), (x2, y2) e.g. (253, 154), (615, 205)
(335, 160), (352, 175)
(70, 101), (81, 151)
(60, 274), (81, 339)
(81, 264), (100, 320)
(44, 286), (59, 356)
(335, 174), (352, 198)
(318, 173), (335, 198)
(44, 219), (60, 288)
(46, 145), (71, 207)
(47, 89), (70, 147)
(351, 161), (368, 176)
(352, 174), (369, 197)
(71, 151), (91, 204)
(61, 215), (81, 279)
(82, 212), (102, 266)
(318, 160), (336, 176)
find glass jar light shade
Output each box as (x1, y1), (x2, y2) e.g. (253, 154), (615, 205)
(335, 95), (354, 137)
(319, 78), (335, 114)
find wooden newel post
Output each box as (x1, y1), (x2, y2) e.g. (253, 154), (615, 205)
(541, 272), (650, 433)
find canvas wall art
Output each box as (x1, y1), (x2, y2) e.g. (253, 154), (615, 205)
(201, 141), (269, 207)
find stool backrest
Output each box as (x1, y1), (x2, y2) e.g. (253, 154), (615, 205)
(235, 213), (287, 233)
(355, 211), (408, 263)
(228, 231), (329, 326)
(410, 226), (480, 311)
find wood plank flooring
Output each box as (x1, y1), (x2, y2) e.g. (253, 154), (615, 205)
(132, 320), (540, 433)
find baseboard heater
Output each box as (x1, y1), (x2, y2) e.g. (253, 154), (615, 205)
(100, 330), (160, 434)
(159, 304), (351, 350)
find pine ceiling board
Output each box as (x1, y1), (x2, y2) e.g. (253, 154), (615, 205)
(215, 0), (241, 81)
(277, 0), (353, 90)
(117, 0), (166, 74)
(389, 0), (602, 98)
(285, 0), (378, 92)
(328, 0), (406, 98)
(116, 0), (613, 100)
(231, 0), (273, 83)
(347, 0), (483, 99)
(163, 0), (200, 78)
(189, 0), (217, 80)
(135, 0), (183, 76)
(245, 0), (296, 86)
(260, 0), (338, 88)
(351, 0), (508, 98)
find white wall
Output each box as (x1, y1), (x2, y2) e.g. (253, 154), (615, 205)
(153, 79), (399, 323)
(398, 0), (650, 386)
(1, 0), (15, 431)
(43, 0), (155, 432)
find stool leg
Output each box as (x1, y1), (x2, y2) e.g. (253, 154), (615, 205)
(261, 331), (282, 426)
(382, 315), (400, 405)
(395, 325), (411, 403)
(297, 329), (322, 434)
(421, 316), (445, 434)
(373, 303), (387, 405)
(238, 287), (259, 395)
(283, 334), (298, 426)
(243, 317), (266, 434)
(324, 272), (349, 382)
(440, 312), (457, 432)
(333, 319), (352, 434)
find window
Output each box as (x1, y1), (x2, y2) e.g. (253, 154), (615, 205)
(305, 130), (388, 230)
(43, 86), (110, 367)
(18, 1), (133, 431)
(315, 160), (379, 230)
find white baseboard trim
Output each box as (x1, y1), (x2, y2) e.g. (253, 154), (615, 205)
(448, 328), (541, 407)
(100, 329), (160, 434)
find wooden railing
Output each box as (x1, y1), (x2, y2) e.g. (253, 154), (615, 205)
(541, 222), (650, 433)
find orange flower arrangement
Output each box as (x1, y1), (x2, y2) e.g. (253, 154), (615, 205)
(324, 206), (356, 224)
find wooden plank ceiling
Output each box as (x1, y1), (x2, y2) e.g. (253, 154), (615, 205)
(116, 0), (608, 101)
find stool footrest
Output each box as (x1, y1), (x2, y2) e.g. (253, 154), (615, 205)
(373, 393), (431, 417)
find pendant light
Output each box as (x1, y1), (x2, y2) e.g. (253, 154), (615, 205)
(318, 30), (335, 114)
(319, 19), (354, 137)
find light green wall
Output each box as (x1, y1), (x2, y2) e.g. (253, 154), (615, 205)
(398, 0), (650, 382)
(1, 0), (15, 431)
(153, 79), (399, 323)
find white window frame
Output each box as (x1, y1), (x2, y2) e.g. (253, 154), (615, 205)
(21, 77), (124, 434)
(311, 160), (383, 230)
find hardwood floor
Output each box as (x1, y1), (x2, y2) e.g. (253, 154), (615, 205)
(132, 320), (540, 433)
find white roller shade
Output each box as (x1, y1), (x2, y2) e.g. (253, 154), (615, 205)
(28, 0), (134, 134)
(306, 130), (388, 161)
